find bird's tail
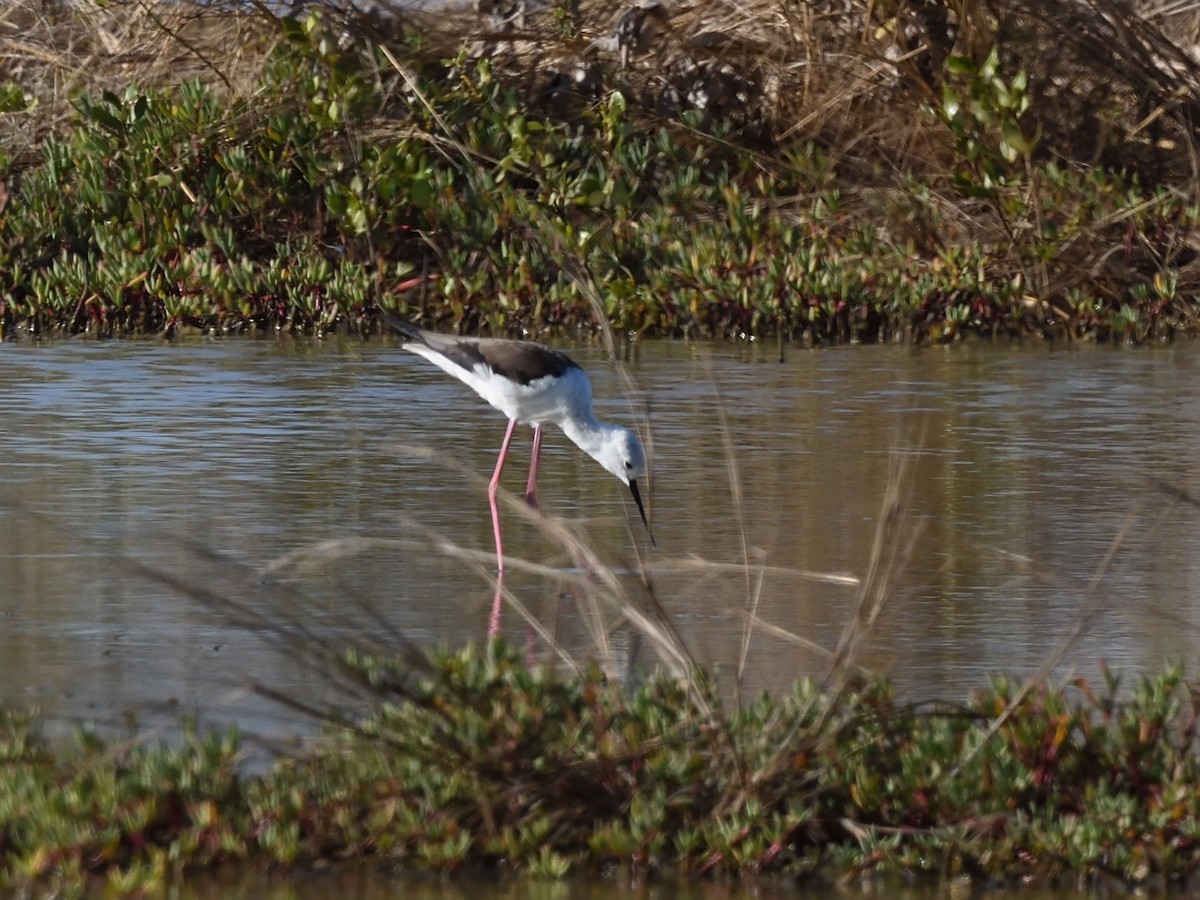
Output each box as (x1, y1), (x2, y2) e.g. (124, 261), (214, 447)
(379, 312), (427, 344)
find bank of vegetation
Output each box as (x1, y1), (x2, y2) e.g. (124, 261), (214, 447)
(4, 647), (1200, 895)
(3, 0), (1200, 341)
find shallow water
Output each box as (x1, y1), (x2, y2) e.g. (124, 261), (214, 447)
(3, 335), (1200, 737)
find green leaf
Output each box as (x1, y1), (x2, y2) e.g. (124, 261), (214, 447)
(981, 45), (1000, 79)
(945, 55), (976, 76)
(0, 83), (30, 113)
(409, 171), (435, 210)
(1001, 122), (1034, 158)
(279, 16), (306, 42)
(941, 83), (961, 119)
(326, 189), (348, 216)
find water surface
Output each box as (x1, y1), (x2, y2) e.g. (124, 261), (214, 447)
(3, 336), (1199, 737)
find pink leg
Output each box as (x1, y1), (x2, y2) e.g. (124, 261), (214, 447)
(487, 419), (518, 639)
(505, 425), (541, 653)
(489, 418), (518, 575)
(524, 425), (543, 508)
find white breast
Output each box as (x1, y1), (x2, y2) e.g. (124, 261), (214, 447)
(472, 364), (594, 426)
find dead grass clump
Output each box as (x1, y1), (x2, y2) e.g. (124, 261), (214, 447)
(391, 0), (1200, 187)
(9, 0), (1200, 186)
(0, 0), (275, 168)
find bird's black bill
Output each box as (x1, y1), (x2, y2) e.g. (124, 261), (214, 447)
(628, 479), (655, 547)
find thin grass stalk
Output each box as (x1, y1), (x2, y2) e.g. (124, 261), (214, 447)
(825, 434), (924, 682)
(745, 435), (924, 791)
(950, 505), (1140, 777)
(686, 355), (760, 694)
(393, 441), (700, 684)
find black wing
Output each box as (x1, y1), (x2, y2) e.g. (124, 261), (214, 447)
(384, 315), (581, 386)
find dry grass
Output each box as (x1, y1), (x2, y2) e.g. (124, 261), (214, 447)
(6, 0), (1200, 177)
(0, 1), (277, 168)
(441, 0), (1200, 185)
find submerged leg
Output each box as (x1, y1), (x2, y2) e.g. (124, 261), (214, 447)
(489, 572), (505, 639)
(524, 424), (543, 508)
(487, 419), (519, 639)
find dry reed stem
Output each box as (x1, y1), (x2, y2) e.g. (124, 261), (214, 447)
(391, 441), (699, 687)
(683, 356), (759, 695)
(825, 433), (926, 684)
(739, 431), (925, 791)
(665, 554), (858, 586)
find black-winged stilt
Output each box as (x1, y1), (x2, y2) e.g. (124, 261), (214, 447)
(385, 317), (652, 633)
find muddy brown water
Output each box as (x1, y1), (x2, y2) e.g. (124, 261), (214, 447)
(3, 336), (1199, 742)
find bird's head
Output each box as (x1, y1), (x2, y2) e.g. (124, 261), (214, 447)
(596, 426), (646, 487)
(595, 427), (653, 544)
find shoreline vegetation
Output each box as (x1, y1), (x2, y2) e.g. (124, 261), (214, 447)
(2, 0), (1200, 342)
(5, 648), (1200, 894)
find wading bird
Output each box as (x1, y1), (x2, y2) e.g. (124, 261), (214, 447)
(386, 316), (653, 634)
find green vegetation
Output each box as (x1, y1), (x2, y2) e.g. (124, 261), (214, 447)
(4, 646), (1200, 895)
(2, 0), (1200, 341)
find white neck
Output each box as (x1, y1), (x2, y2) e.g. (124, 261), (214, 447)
(560, 410), (605, 456)
(560, 414), (625, 482)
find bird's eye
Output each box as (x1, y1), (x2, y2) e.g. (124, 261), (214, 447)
(625, 461), (633, 469)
